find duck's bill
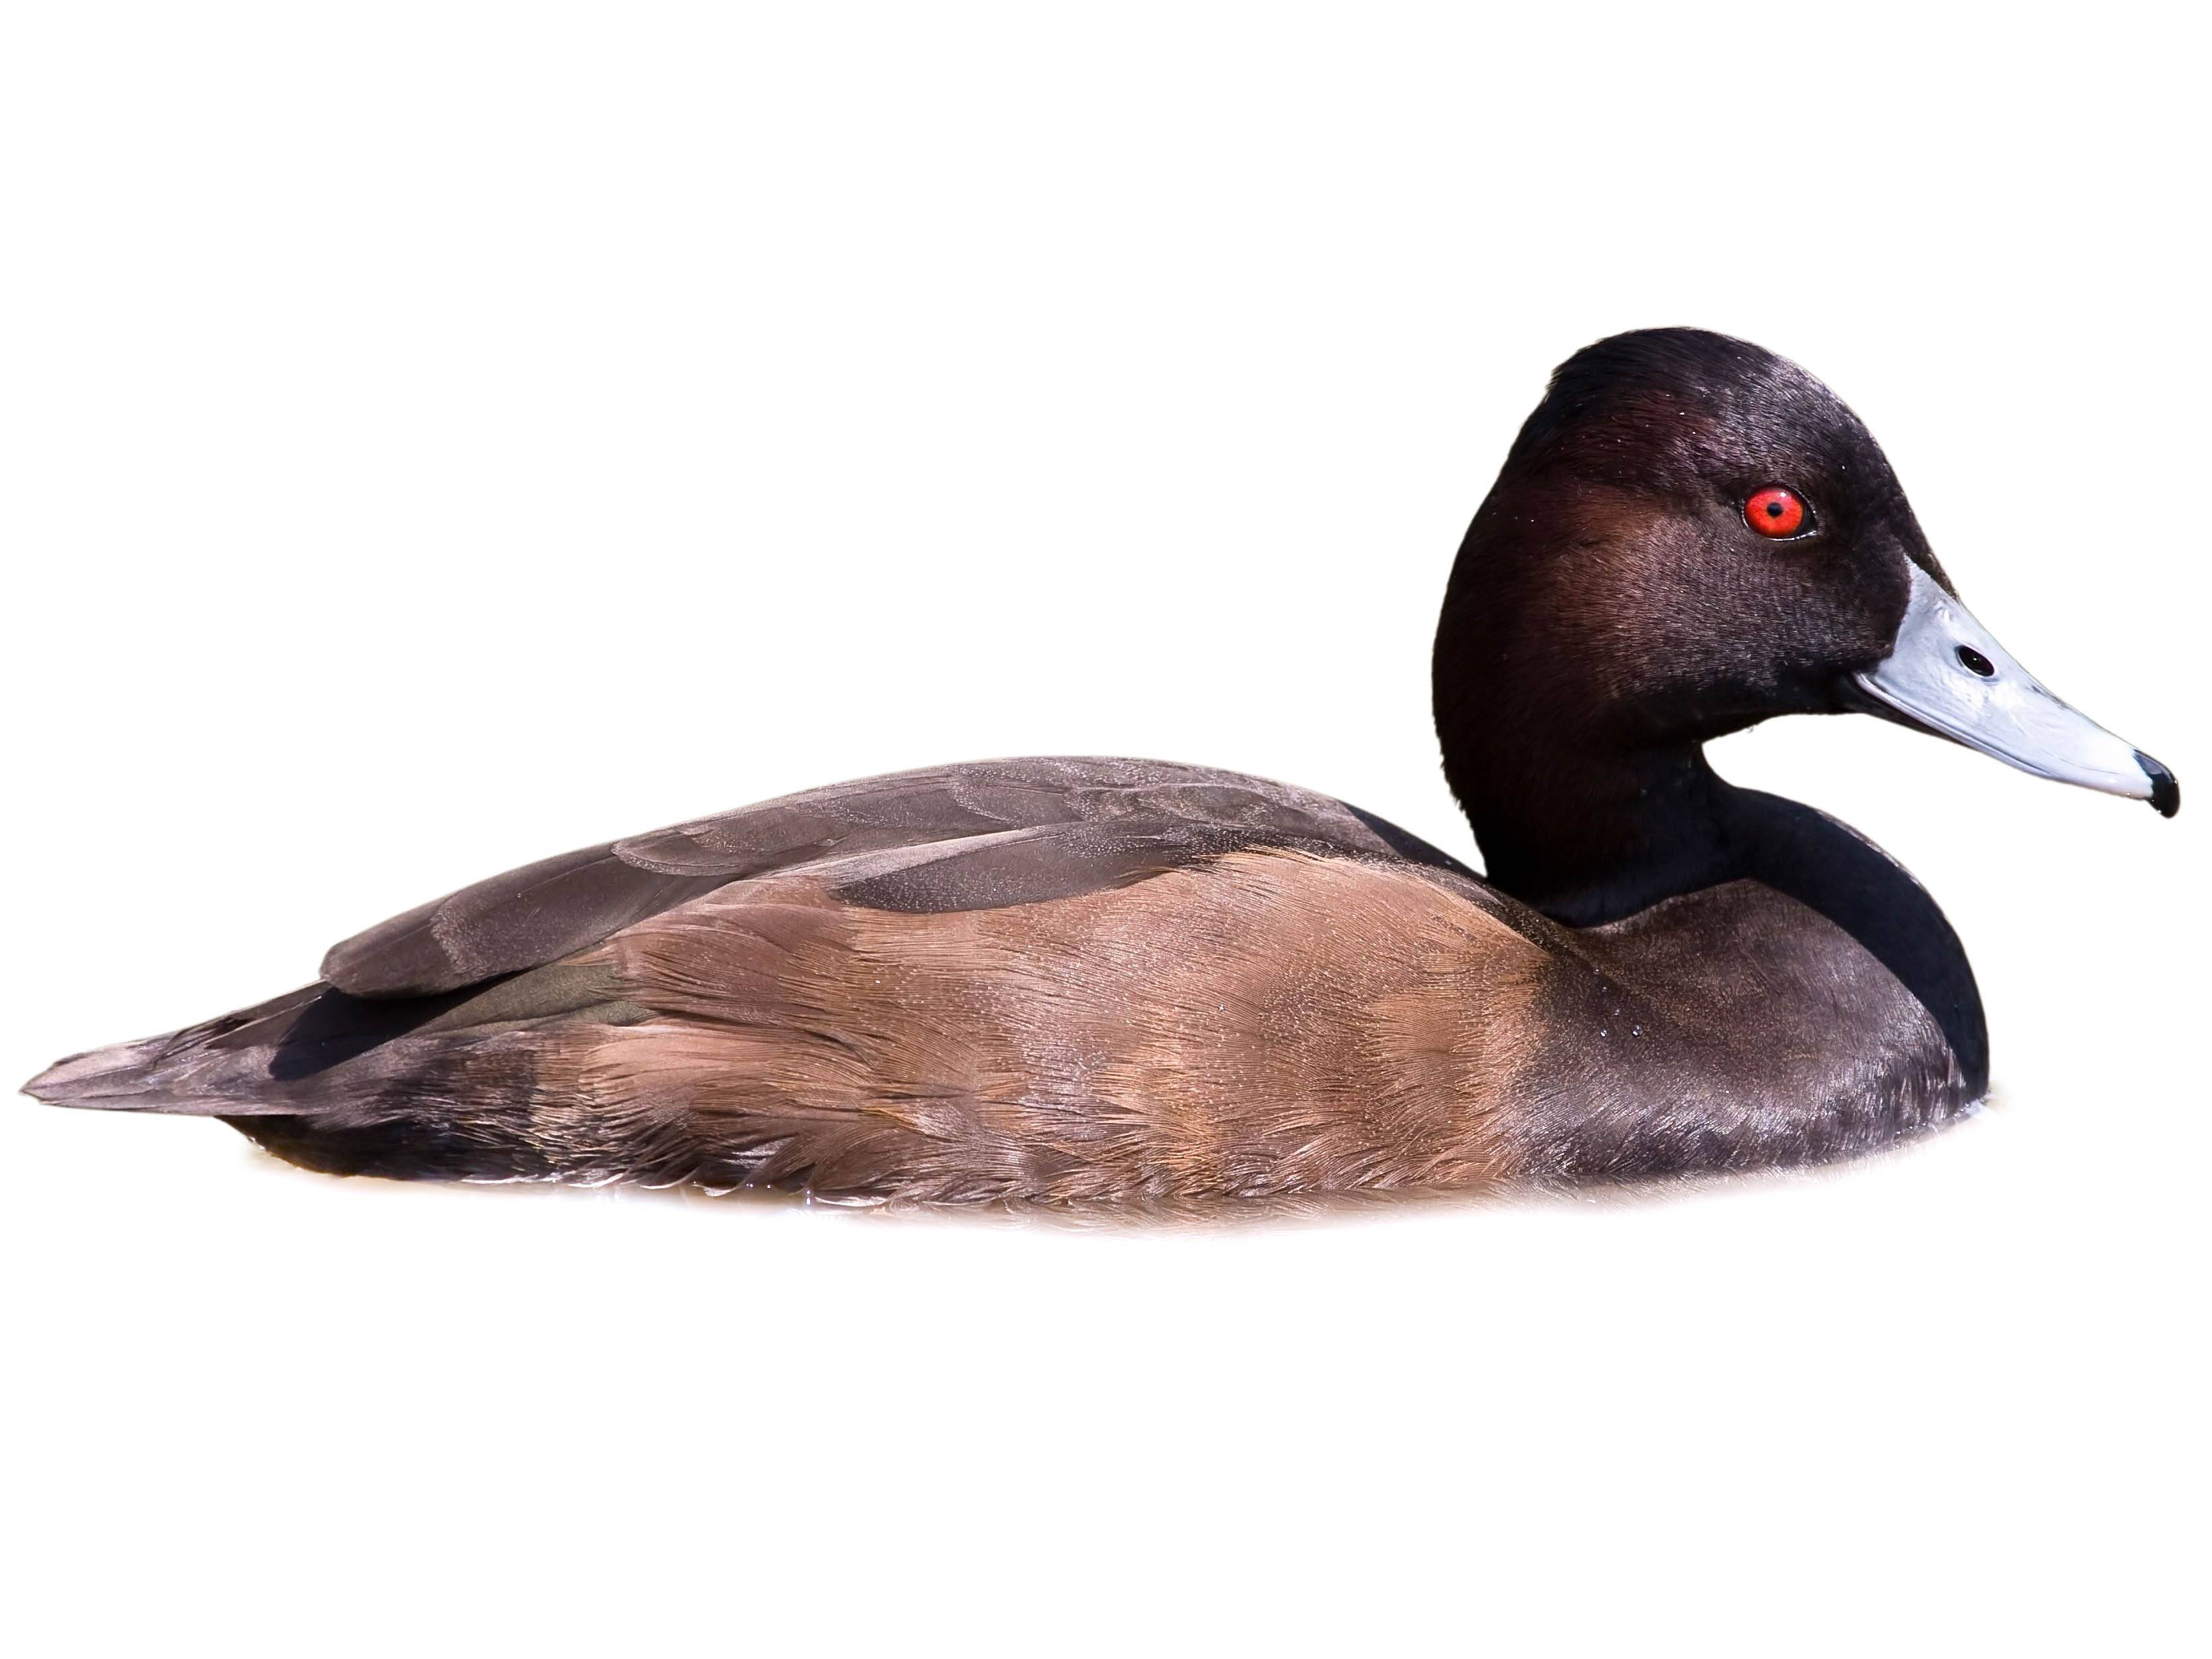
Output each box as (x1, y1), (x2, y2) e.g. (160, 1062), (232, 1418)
(1853, 562), (2179, 817)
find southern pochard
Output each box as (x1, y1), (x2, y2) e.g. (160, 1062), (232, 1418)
(25, 329), (2180, 1203)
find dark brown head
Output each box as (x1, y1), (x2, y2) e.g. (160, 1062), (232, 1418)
(1440, 329), (1946, 752)
(1435, 328), (2176, 916)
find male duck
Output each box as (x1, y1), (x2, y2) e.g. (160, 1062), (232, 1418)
(25, 330), (2179, 1203)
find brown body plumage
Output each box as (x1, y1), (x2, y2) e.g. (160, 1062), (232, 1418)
(23, 758), (1963, 1200)
(23, 330), (2174, 1203)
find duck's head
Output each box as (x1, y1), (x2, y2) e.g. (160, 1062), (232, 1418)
(1435, 328), (2177, 906)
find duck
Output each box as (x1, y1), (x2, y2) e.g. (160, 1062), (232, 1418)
(24, 328), (2179, 1205)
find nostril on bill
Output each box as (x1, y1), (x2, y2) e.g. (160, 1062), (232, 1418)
(1955, 645), (1996, 677)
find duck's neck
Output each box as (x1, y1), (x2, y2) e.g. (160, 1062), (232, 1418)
(1450, 736), (1736, 927)
(1440, 719), (1989, 1096)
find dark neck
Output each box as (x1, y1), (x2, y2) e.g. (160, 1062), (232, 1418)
(1440, 724), (1989, 1096)
(1450, 736), (1737, 927)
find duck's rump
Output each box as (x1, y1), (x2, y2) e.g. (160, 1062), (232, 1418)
(23, 758), (1969, 1201)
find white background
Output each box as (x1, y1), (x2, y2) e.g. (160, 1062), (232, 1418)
(3, 6), (2203, 1654)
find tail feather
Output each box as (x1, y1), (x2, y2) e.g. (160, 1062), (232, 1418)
(26, 1031), (194, 1109)
(23, 988), (324, 1114)
(21, 964), (657, 1181)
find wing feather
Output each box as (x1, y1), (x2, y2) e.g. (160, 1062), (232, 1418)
(319, 758), (1425, 998)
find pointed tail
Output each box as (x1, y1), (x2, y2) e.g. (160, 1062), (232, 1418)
(23, 987), (326, 1114)
(23, 968), (652, 1182)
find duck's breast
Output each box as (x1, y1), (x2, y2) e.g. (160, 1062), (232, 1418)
(1512, 880), (1974, 1181)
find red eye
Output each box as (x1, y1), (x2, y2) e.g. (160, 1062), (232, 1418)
(1746, 486), (1807, 538)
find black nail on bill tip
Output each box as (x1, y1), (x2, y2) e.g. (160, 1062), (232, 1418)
(2135, 750), (2181, 819)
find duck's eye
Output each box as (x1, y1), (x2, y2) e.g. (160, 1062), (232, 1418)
(1745, 486), (1809, 539)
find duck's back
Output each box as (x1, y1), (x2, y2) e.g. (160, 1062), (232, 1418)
(25, 758), (1970, 1202)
